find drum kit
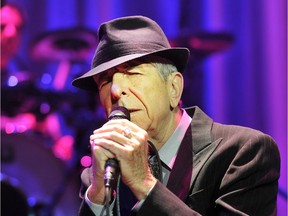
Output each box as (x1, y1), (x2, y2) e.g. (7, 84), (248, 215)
(1, 26), (233, 215)
(1, 28), (101, 216)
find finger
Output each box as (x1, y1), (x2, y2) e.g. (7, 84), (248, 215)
(91, 125), (136, 146)
(91, 143), (116, 170)
(93, 119), (146, 141)
(90, 121), (148, 158)
(95, 138), (134, 154)
(91, 143), (116, 159)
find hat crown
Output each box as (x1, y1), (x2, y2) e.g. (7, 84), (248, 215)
(92, 16), (171, 68)
(72, 15), (189, 91)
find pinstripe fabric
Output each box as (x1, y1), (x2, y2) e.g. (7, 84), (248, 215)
(79, 106), (280, 216)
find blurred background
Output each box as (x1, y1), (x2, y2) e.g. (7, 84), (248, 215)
(1, 0), (286, 215)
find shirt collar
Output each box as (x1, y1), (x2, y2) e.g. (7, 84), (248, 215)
(158, 109), (192, 170)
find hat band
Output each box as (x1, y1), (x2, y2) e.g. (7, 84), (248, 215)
(92, 42), (170, 68)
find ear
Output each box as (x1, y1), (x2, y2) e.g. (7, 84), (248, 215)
(168, 72), (184, 109)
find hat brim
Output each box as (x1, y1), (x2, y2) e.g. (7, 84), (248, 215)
(72, 47), (189, 91)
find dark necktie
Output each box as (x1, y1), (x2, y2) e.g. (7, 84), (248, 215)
(147, 141), (163, 183)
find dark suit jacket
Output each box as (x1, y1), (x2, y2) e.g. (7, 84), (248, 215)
(78, 106), (280, 216)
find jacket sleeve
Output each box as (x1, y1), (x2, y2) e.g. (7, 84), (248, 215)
(213, 133), (280, 215)
(78, 200), (96, 216)
(132, 181), (201, 216)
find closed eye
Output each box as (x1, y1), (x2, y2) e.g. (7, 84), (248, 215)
(98, 78), (112, 90)
(95, 73), (112, 90)
(124, 71), (142, 76)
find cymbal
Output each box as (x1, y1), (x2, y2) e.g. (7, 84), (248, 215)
(30, 27), (98, 61)
(170, 32), (234, 56)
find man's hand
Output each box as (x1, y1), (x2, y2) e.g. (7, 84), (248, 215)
(88, 119), (157, 204)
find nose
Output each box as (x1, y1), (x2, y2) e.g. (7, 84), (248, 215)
(110, 73), (127, 102)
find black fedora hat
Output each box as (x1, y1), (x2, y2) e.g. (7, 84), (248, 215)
(72, 15), (190, 91)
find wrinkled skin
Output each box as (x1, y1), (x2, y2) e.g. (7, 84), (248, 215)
(88, 62), (183, 203)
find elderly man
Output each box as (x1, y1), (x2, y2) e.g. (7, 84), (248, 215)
(72, 16), (280, 216)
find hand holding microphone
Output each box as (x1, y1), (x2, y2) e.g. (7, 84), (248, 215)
(104, 106), (131, 189)
(89, 106), (156, 205)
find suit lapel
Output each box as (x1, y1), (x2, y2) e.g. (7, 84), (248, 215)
(188, 107), (222, 188)
(191, 138), (222, 187)
(166, 106), (221, 200)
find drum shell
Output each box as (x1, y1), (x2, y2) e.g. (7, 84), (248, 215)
(1, 131), (81, 215)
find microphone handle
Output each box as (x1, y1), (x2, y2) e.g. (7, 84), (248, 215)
(104, 106), (130, 189)
(104, 158), (119, 188)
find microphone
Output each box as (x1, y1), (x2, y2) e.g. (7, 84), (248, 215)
(104, 106), (130, 189)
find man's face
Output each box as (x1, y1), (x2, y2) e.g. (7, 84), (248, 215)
(94, 62), (173, 136)
(0, 5), (23, 68)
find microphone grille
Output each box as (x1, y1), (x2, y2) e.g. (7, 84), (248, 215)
(108, 106), (130, 121)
